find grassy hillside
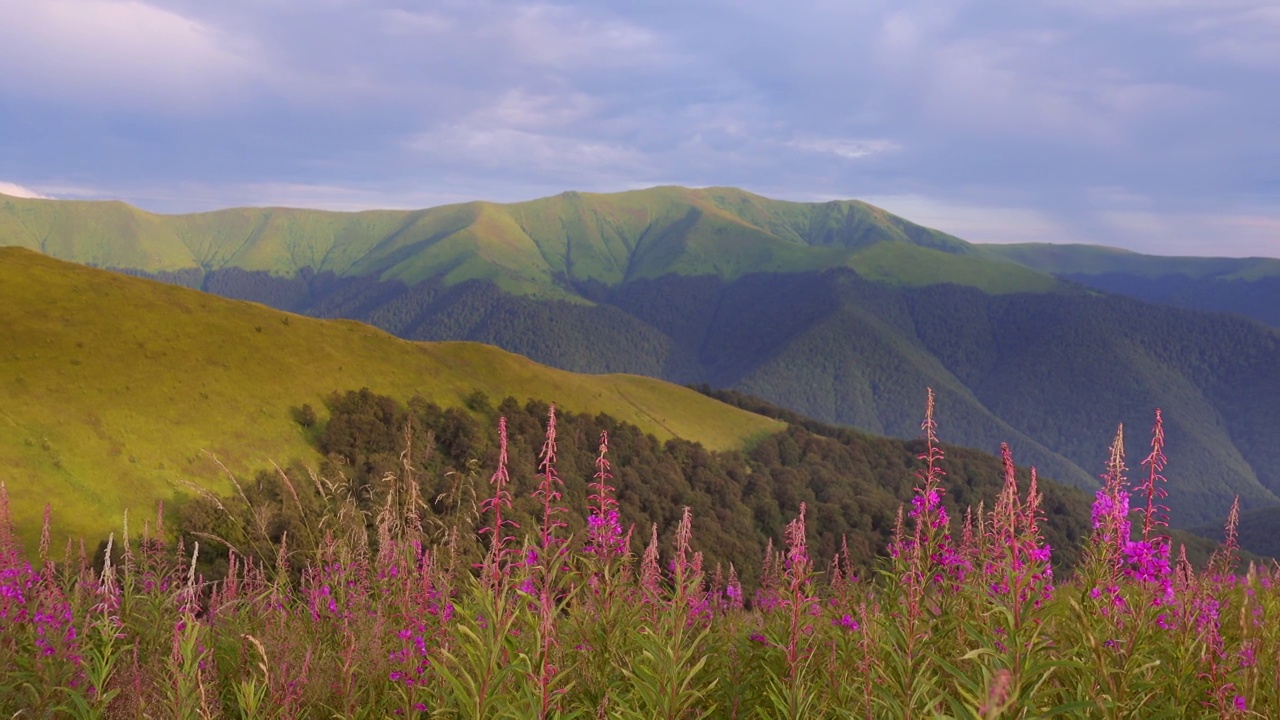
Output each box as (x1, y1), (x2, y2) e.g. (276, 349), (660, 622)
(0, 248), (782, 547)
(0, 187), (1060, 295)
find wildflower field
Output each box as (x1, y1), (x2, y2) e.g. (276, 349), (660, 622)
(2, 392), (1275, 718)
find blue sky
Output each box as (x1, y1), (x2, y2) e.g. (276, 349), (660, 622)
(1, 0), (1277, 257)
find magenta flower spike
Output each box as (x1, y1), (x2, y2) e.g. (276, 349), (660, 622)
(724, 564), (744, 611)
(674, 507), (694, 582)
(902, 389), (967, 586)
(1138, 409), (1169, 542)
(640, 524), (661, 601)
(783, 503), (809, 578)
(586, 431), (627, 559)
(1208, 497), (1241, 580)
(479, 416), (518, 588)
(1091, 424), (1132, 563)
(533, 405), (569, 552)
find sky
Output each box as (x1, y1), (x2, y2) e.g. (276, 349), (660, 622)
(1, 0), (1278, 257)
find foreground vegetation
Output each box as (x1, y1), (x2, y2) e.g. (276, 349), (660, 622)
(2, 393), (1274, 718)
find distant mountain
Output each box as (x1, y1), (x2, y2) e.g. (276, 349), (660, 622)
(0, 247), (781, 546)
(983, 243), (1280, 328)
(0, 187), (1059, 295)
(4, 190), (1280, 526)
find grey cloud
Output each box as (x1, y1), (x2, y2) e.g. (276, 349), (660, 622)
(0, 0), (263, 111)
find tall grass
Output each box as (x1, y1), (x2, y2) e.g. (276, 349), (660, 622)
(2, 397), (1276, 718)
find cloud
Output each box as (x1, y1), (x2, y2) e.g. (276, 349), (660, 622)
(861, 194), (1080, 246)
(500, 3), (670, 71)
(859, 192), (1280, 258)
(788, 138), (902, 160)
(22, 179), (487, 213)
(0, 0), (261, 110)
(1097, 209), (1280, 256)
(407, 122), (651, 181)
(1048, 0), (1280, 69)
(1188, 6), (1280, 68)
(0, 182), (51, 199)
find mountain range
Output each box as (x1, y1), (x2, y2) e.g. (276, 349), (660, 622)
(4, 187), (1279, 527)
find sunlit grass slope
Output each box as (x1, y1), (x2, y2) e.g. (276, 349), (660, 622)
(0, 248), (782, 546)
(0, 187), (1061, 295)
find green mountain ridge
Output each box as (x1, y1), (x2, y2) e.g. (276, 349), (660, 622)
(0, 187), (1060, 295)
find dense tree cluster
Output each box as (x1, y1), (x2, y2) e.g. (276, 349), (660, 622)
(178, 387), (1099, 587)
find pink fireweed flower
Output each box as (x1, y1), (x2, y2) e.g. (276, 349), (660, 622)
(0, 558), (36, 622)
(668, 508), (712, 624)
(777, 504), (820, 680)
(724, 566), (744, 611)
(388, 618), (433, 687)
(673, 507), (697, 582)
(1089, 425), (1136, 580)
(1091, 489), (1131, 534)
(983, 450), (1055, 615)
(533, 405), (569, 551)
(833, 613), (859, 631)
(1208, 497), (1241, 580)
(1138, 409), (1169, 541)
(903, 390), (968, 586)
(479, 417), (519, 587)
(1121, 539), (1173, 601)
(909, 489), (950, 530)
(639, 524), (662, 601)
(586, 511), (626, 558)
(911, 390), (948, 530)
(783, 504), (810, 575)
(887, 506), (907, 560)
(585, 431), (629, 559)
(755, 539), (782, 612)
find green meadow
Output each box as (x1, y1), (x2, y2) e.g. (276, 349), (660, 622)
(0, 248), (781, 547)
